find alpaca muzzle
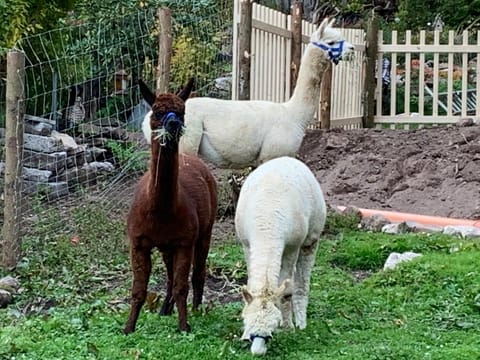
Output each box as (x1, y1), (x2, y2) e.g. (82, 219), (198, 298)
(311, 40), (354, 64)
(162, 112), (185, 143)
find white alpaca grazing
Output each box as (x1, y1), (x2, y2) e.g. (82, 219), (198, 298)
(235, 156), (327, 355)
(143, 18), (354, 169)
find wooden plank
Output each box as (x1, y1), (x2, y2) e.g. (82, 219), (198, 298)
(375, 115), (480, 123)
(320, 63), (332, 129)
(447, 31), (454, 115)
(432, 31), (440, 116)
(238, 0), (253, 100)
(404, 31), (411, 115)
(3, 50), (25, 269)
(331, 116), (363, 127)
(461, 30), (469, 116)
(364, 15), (379, 127)
(418, 31), (426, 115)
(390, 31), (397, 115)
(156, 8), (172, 93)
(231, 0), (240, 99)
(252, 19), (292, 39)
(379, 44), (480, 52)
(477, 31), (480, 115)
(290, 1), (302, 94)
(375, 31), (383, 117)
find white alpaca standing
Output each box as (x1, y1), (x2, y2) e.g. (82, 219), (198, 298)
(143, 18), (354, 169)
(235, 156), (327, 355)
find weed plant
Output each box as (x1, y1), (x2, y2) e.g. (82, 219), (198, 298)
(1, 211), (479, 359)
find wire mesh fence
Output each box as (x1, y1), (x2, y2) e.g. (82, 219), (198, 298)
(1, 2), (234, 262)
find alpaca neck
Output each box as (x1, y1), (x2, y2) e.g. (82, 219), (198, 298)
(286, 45), (330, 127)
(247, 240), (283, 293)
(149, 140), (179, 212)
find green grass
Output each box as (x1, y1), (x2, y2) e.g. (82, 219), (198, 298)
(1, 210), (480, 359)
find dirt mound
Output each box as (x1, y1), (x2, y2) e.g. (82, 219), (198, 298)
(298, 124), (480, 219)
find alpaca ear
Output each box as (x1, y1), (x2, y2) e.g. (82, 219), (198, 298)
(177, 77), (195, 101)
(317, 17), (330, 36)
(328, 18), (335, 28)
(138, 79), (156, 107)
(242, 285), (253, 304)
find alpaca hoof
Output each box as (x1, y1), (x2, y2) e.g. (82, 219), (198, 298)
(178, 323), (191, 333)
(192, 303), (204, 315)
(159, 306), (174, 316)
(123, 326), (134, 335)
(159, 300), (174, 315)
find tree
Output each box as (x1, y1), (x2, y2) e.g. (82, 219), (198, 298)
(0, 0), (77, 52)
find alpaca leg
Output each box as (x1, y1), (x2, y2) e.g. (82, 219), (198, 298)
(173, 247), (194, 332)
(192, 231), (212, 311)
(279, 295), (294, 329)
(124, 246), (152, 334)
(160, 252), (175, 315)
(292, 240), (319, 329)
(279, 248), (299, 329)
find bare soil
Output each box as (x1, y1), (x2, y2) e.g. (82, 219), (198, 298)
(297, 124), (480, 219)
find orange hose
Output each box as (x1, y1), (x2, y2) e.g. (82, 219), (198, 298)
(336, 206), (480, 228)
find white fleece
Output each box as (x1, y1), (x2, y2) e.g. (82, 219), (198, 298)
(235, 156), (327, 354)
(142, 19), (354, 169)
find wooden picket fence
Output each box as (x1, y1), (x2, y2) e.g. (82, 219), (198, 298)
(232, 0), (366, 129)
(232, 1), (480, 128)
(376, 29), (480, 128)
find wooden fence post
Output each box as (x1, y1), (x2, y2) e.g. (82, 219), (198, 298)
(157, 7), (172, 94)
(290, 1), (303, 93)
(364, 13), (379, 128)
(238, 0), (253, 100)
(2, 50), (25, 269)
(320, 62), (332, 129)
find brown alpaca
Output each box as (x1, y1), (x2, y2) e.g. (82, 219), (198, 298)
(123, 79), (217, 334)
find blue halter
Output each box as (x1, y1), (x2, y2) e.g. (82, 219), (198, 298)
(311, 40), (345, 64)
(250, 334), (272, 343)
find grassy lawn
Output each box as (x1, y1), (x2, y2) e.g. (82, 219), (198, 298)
(1, 207), (480, 359)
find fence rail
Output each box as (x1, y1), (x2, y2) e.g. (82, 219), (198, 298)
(232, 0), (366, 129)
(376, 29), (480, 127)
(0, 4), (234, 268)
(232, 2), (480, 128)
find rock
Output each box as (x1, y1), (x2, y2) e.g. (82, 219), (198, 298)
(0, 289), (12, 308)
(214, 76), (232, 92)
(54, 166), (98, 188)
(23, 150), (67, 172)
(405, 221), (443, 233)
(382, 222), (410, 234)
(83, 161), (115, 173)
(86, 147), (108, 163)
(456, 118), (475, 127)
(77, 123), (108, 137)
(23, 180), (69, 199)
(51, 131), (80, 151)
(326, 134), (350, 149)
(361, 214), (390, 232)
(0, 276), (20, 293)
(443, 225), (480, 238)
(25, 121), (53, 136)
(341, 206), (362, 218)
(383, 252), (423, 270)
(106, 127), (128, 140)
(24, 133), (64, 153)
(22, 168), (52, 183)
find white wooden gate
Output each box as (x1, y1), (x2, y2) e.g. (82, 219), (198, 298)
(232, 0), (366, 129)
